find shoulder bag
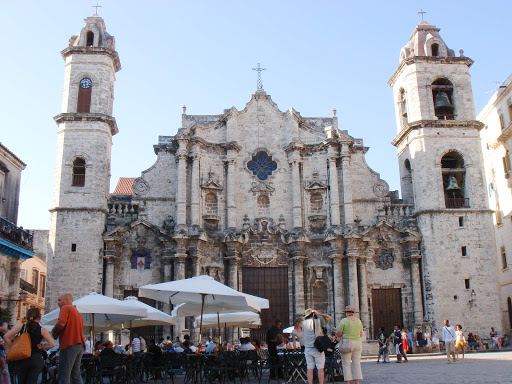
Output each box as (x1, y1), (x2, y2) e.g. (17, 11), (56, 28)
(338, 319), (352, 354)
(7, 325), (32, 361)
(313, 318), (334, 353)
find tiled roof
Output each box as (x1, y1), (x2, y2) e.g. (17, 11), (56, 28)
(113, 177), (136, 194)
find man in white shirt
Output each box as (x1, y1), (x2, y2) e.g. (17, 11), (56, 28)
(132, 334), (141, 353)
(239, 337), (256, 351)
(442, 319), (456, 363)
(84, 336), (93, 354)
(302, 308), (332, 384)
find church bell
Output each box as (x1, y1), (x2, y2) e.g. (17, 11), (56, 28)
(434, 91), (453, 109)
(445, 174), (461, 191)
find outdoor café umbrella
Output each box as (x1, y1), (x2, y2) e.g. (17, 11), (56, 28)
(41, 292), (148, 337)
(139, 275), (262, 342)
(192, 311), (261, 329)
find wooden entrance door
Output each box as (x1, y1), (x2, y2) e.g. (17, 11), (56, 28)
(371, 288), (403, 338)
(242, 267), (289, 342)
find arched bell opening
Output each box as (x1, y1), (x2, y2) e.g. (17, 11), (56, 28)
(441, 151), (468, 208)
(432, 78), (454, 120)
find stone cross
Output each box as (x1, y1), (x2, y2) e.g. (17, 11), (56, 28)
(418, 9), (427, 20)
(92, 3), (102, 14)
(252, 63), (266, 90)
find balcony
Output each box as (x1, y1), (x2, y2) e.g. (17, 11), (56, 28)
(0, 217), (33, 251)
(445, 198), (470, 209)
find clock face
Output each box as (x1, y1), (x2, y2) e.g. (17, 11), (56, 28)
(79, 78), (92, 89)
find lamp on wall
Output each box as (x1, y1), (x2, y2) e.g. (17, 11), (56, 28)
(468, 289), (476, 308)
(0, 292), (27, 309)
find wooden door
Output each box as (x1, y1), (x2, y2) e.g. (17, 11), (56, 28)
(371, 288), (403, 338)
(242, 267), (289, 342)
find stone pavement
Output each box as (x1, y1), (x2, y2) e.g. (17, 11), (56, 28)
(359, 351), (512, 384)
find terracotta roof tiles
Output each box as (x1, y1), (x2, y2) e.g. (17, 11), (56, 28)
(113, 177), (136, 194)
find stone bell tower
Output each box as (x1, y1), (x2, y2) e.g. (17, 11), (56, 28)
(46, 14), (121, 310)
(388, 20), (501, 333)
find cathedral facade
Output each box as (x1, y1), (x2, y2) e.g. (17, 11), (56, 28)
(46, 15), (502, 341)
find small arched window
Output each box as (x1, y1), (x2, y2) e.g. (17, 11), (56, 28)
(432, 78), (454, 120)
(72, 158), (86, 187)
(77, 78), (92, 113)
(441, 151), (468, 208)
(431, 43), (439, 57)
(86, 31), (94, 47)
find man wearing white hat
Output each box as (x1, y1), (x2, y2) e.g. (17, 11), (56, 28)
(302, 308), (332, 384)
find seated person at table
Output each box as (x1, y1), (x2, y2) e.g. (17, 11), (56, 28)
(240, 337), (256, 351)
(260, 341), (268, 350)
(183, 340), (195, 354)
(287, 335), (301, 350)
(94, 341), (105, 356)
(276, 334), (287, 352)
(206, 337), (219, 353)
(174, 342), (184, 353)
(99, 341), (117, 357)
(251, 339), (260, 350)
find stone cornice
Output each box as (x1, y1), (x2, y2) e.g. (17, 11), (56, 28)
(413, 208), (494, 216)
(61, 46), (121, 72)
(54, 113), (119, 136)
(49, 207), (109, 214)
(392, 120), (484, 147)
(496, 121), (512, 145)
(0, 142), (26, 170)
(388, 56), (474, 87)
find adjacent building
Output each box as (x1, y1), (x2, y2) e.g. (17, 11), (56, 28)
(0, 142), (34, 326)
(478, 73), (512, 334)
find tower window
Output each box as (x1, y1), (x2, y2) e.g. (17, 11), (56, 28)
(72, 158), (86, 187)
(86, 31), (94, 47)
(432, 78), (454, 120)
(501, 246), (508, 270)
(71, 243), (77, 252)
(464, 279), (471, 290)
(431, 43), (440, 57)
(458, 217), (464, 227)
(441, 151), (468, 208)
(499, 110), (505, 131)
(77, 78), (92, 113)
(503, 150), (511, 179)
(461, 246), (467, 257)
(399, 88), (408, 128)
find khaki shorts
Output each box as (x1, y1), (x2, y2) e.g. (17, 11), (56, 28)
(305, 347), (325, 369)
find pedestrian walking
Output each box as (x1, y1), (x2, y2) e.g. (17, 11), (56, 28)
(442, 319), (456, 363)
(432, 328), (441, 352)
(336, 306), (363, 384)
(51, 293), (86, 383)
(455, 324), (466, 360)
(376, 327), (389, 363)
(416, 327), (425, 353)
(303, 308), (332, 384)
(391, 326), (408, 362)
(4, 308), (55, 384)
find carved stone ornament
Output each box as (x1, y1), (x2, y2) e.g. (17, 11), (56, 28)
(373, 181), (389, 198)
(132, 178), (150, 196)
(374, 249), (394, 270)
(251, 243), (278, 265)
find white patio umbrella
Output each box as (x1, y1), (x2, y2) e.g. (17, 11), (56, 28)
(113, 296), (176, 328)
(41, 292), (148, 337)
(193, 312), (261, 329)
(139, 275), (262, 343)
(282, 326), (294, 334)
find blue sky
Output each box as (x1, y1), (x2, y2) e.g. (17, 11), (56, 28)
(1, 0), (511, 229)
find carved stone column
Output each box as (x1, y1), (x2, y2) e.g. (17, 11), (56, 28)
(411, 256), (424, 324)
(346, 240), (359, 308)
(189, 247), (203, 277)
(327, 146), (340, 226)
(225, 153), (236, 229)
(291, 155), (303, 228)
(358, 258), (370, 333)
(225, 242), (241, 289)
(292, 255), (306, 317)
(173, 249), (187, 339)
(176, 139), (188, 226)
(330, 250), (345, 325)
(341, 144), (353, 225)
(104, 257), (115, 297)
(190, 148), (201, 226)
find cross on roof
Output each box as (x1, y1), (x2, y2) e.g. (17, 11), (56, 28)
(252, 63), (266, 90)
(418, 9), (427, 20)
(92, 2), (102, 14)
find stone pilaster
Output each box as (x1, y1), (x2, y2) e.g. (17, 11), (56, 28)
(103, 257), (115, 297)
(290, 155), (303, 228)
(173, 247), (187, 339)
(330, 250), (345, 326)
(190, 148), (201, 226)
(176, 139), (188, 226)
(358, 258), (369, 333)
(189, 247), (203, 277)
(347, 240), (359, 308)
(341, 144), (353, 225)
(292, 255), (306, 317)
(225, 152), (236, 228)
(327, 146), (340, 226)
(411, 256), (424, 324)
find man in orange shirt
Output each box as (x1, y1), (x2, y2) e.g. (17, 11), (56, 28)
(52, 293), (85, 384)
